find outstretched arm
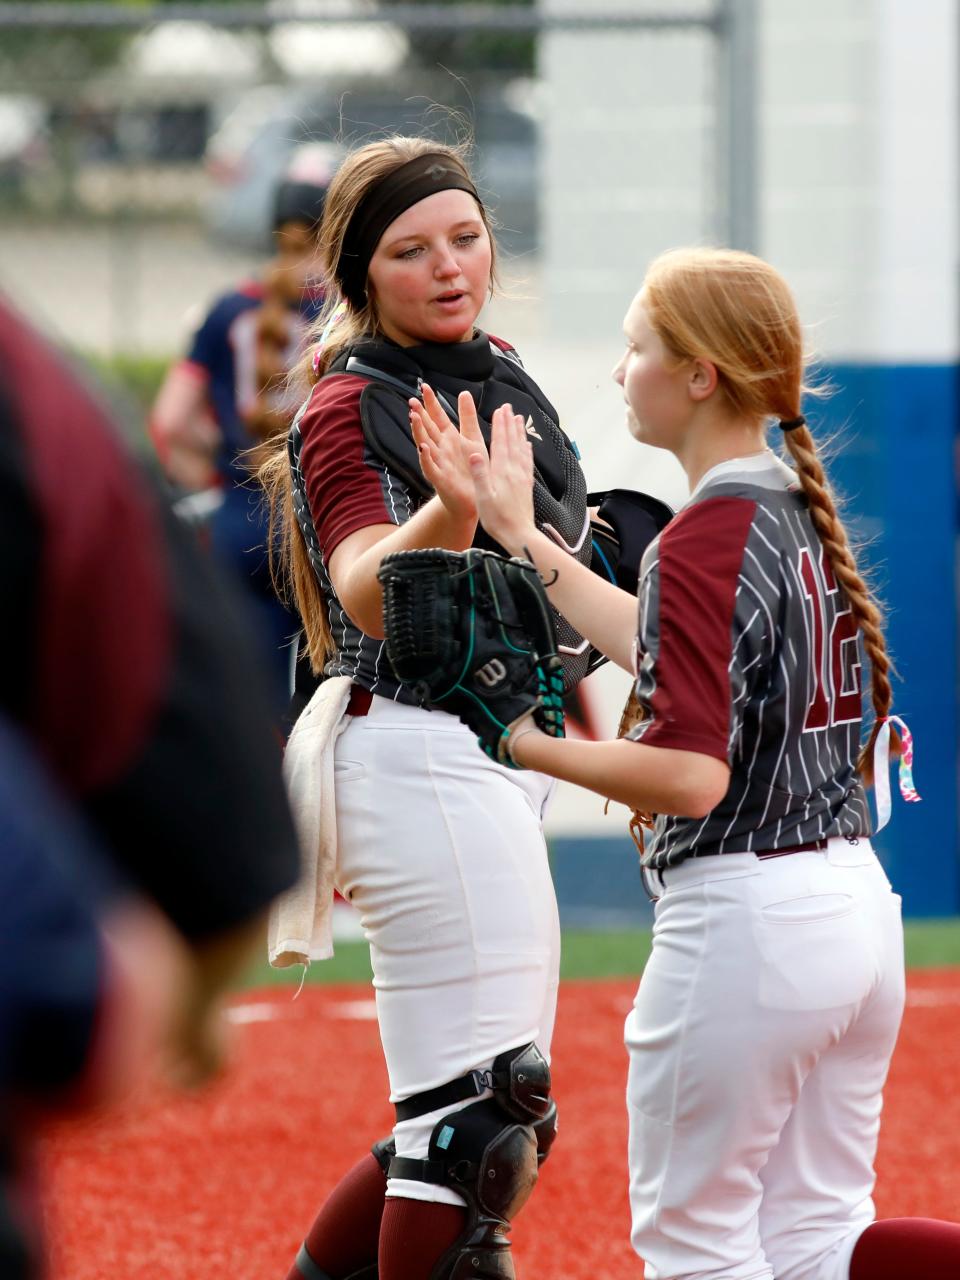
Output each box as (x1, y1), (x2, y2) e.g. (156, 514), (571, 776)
(508, 731), (729, 819)
(412, 388), (640, 672)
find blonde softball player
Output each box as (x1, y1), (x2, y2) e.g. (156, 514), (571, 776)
(414, 247), (960, 1280)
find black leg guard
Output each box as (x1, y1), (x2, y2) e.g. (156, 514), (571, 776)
(532, 1098), (558, 1165)
(387, 1044), (555, 1280)
(488, 1042), (553, 1124)
(492, 1042), (558, 1165)
(390, 1098), (537, 1280)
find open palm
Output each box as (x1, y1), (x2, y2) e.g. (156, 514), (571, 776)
(412, 385), (536, 553)
(409, 383), (479, 524)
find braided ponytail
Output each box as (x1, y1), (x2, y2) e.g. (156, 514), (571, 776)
(779, 424), (898, 784)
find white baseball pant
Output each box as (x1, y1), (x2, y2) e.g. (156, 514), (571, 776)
(334, 694), (559, 1206)
(626, 838), (905, 1280)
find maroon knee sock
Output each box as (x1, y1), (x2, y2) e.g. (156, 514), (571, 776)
(378, 1198), (468, 1280)
(288, 1152), (387, 1280)
(849, 1218), (960, 1280)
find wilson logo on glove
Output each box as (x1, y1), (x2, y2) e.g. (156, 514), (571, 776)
(475, 659), (508, 689)
(378, 548), (565, 768)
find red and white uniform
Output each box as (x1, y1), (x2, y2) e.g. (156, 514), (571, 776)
(625, 453), (904, 1280)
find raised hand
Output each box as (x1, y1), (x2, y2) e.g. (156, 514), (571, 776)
(468, 401), (537, 555)
(409, 383), (478, 527)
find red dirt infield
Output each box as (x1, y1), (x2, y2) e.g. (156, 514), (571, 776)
(40, 970), (960, 1279)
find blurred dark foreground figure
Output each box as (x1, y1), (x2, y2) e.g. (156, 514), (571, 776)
(0, 295), (301, 1278)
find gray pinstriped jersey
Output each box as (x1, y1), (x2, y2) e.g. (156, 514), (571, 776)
(288, 393), (418, 704)
(628, 453), (871, 868)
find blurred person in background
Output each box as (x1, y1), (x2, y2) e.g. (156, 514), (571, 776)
(149, 172), (330, 707)
(0, 293), (301, 1278)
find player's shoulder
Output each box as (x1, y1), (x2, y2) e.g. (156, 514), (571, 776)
(662, 491), (758, 552)
(488, 333), (522, 364)
(297, 370), (368, 438)
(672, 457), (799, 539)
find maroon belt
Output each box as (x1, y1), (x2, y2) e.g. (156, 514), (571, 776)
(642, 837), (832, 901)
(756, 838), (829, 859)
(347, 684), (373, 716)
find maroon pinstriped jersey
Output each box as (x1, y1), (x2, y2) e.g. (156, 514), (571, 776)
(627, 452), (871, 867)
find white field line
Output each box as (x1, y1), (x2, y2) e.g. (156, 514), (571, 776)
(229, 991), (957, 1025)
(905, 988), (960, 1007)
(226, 1002), (293, 1023)
(227, 998), (379, 1023)
(331, 1000), (379, 1020)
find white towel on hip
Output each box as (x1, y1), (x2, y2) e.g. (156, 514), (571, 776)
(268, 675), (352, 967)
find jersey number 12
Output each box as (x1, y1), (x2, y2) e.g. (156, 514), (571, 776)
(798, 546), (861, 731)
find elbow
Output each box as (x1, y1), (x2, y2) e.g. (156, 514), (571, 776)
(344, 602), (386, 640)
(337, 586), (386, 640)
(664, 757), (730, 819)
(362, 614), (386, 641)
(681, 785), (727, 820)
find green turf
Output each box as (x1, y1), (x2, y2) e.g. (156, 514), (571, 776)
(902, 919), (960, 967)
(240, 919), (960, 991)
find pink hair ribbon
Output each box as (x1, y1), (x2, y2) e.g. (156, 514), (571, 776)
(872, 714), (921, 831)
(311, 299), (348, 374)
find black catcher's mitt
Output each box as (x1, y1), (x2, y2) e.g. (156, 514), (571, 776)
(378, 548), (565, 767)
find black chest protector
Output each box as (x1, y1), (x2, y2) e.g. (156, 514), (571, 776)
(317, 332), (594, 690)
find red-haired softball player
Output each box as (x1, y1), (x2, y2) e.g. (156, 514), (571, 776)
(414, 247), (960, 1280)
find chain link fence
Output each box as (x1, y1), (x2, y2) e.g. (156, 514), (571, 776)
(0, 3), (746, 368)
(0, 1), (753, 914)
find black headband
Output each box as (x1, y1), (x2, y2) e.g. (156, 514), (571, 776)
(335, 152), (483, 309)
(778, 415), (806, 432)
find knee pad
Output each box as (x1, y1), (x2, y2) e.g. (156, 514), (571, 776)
(491, 1043), (557, 1165)
(391, 1098), (538, 1280)
(393, 1042), (553, 1129)
(388, 1044), (555, 1280)
(488, 1042), (552, 1123)
(531, 1098), (558, 1165)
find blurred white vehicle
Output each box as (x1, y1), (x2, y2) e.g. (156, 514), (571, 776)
(204, 85), (539, 254)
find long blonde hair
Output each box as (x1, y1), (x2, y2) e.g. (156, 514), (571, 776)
(642, 247), (896, 783)
(259, 136), (498, 675)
